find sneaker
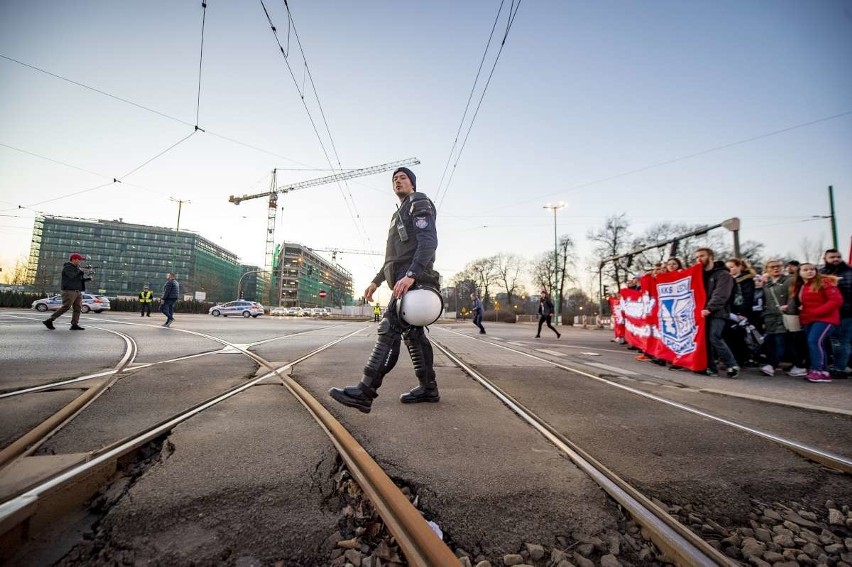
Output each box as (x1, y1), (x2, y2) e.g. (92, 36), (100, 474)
(635, 354), (650, 361)
(70, 325), (85, 331)
(668, 365), (683, 371)
(479, 330), (486, 334)
(787, 366), (807, 377)
(43, 319), (55, 330)
(806, 370), (832, 383)
(556, 332), (561, 339)
(696, 369), (718, 377)
(727, 366), (740, 379)
(759, 364), (775, 377)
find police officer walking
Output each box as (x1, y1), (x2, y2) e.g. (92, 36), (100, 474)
(42, 252), (92, 331)
(329, 167), (441, 413)
(139, 285), (153, 317)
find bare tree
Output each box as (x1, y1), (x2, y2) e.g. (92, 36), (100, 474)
(556, 235), (576, 316)
(1, 256), (28, 285)
(454, 257), (499, 307)
(493, 253), (525, 306)
(531, 252), (555, 295)
(587, 213), (632, 290)
(797, 236), (826, 264)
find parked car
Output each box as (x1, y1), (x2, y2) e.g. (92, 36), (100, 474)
(270, 307), (287, 316)
(208, 300), (264, 318)
(31, 293), (111, 313)
(285, 307), (301, 316)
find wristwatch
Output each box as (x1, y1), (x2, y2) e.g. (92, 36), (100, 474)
(405, 270), (416, 279)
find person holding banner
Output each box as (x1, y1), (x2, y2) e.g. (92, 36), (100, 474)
(696, 247), (739, 378)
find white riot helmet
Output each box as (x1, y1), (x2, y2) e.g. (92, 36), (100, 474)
(397, 286), (443, 326)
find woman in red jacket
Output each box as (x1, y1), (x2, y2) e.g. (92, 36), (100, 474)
(789, 263), (842, 382)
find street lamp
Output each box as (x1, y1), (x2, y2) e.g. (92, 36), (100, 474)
(238, 269), (268, 301)
(543, 202), (566, 325)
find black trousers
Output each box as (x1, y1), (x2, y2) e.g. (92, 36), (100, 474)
(140, 302), (151, 316)
(537, 314), (559, 336)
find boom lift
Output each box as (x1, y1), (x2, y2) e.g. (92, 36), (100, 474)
(228, 158), (419, 305)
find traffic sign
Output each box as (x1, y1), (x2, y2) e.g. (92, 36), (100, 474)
(319, 290), (327, 298)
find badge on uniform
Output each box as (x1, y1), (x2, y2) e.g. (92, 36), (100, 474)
(415, 217), (429, 229)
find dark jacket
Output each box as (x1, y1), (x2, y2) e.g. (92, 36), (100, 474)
(60, 262), (91, 291)
(162, 279), (179, 301)
(820, 261), (852, 318)
(730, 273), (756, 317)
(762, 275), (790, 334)
(703, 260), (733, 319)
(373, 192), (439, 288)
(538, 298), (554, 317)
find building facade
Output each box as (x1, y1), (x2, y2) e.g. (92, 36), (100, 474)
(275, 243), (354, 308)
(27, 216), (259, 302)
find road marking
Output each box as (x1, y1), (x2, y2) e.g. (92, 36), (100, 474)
(217, 343), (253, 354)
(536, 349), (565, 357)
(581, 352), (601, 356)
(585, 362), (639, 376)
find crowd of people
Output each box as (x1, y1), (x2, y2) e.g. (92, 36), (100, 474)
(622, 247), (851, 383)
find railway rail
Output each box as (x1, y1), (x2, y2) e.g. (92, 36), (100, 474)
(1, 313), (849, 566)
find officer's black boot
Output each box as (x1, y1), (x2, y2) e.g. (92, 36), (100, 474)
(329, 334), (395, 413)
(400, 329), (439, 404)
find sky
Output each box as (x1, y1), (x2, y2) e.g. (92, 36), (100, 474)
(1, 0), (850, 303)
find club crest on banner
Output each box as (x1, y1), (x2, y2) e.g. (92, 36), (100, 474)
(657, 276), (698, 355)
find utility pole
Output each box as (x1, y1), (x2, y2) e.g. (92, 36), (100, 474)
(828, 185), (838, 250)
(170, 197), (191, 274)
(543, 202), (566, 324)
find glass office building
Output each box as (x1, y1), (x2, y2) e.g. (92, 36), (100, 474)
(27, 216), (259, 302)
(276, 243), (354, 308)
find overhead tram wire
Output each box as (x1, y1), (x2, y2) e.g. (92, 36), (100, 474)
(496, 108), (852, 213)
(435, 0), (507, 207)
(195, 1), (208, 128)
(435, 0), (523, 211)
(0, 54), (313, 169)
(259, 0), (374, 251)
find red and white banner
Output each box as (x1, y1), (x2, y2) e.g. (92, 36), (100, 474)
(609, 296), (625, 339)
(617, 264), (707, 371)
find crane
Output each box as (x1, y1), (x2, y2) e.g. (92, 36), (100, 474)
(229, 157), (419, 305)
(310, 247), (383, 262)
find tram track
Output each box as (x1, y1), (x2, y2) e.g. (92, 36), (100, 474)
(427, 326), (852, 567)
(0, 319), (458, 566)
(3, 316), (849, 566)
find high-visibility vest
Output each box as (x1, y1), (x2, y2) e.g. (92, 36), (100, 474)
(139, 290), (153, 303)
(373, 306), (381, 314)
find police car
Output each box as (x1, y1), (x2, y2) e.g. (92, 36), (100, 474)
(208, 300), (264, 318)
(31, 293), (111, 313)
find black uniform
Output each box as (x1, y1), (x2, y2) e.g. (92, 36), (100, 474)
(330, 190), (440, 413)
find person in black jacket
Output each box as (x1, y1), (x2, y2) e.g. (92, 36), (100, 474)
(42, 253), (92, 331)
(535, 289), (561, 339)
(696, 248), (738, 378)
(160, 272), (179, 327)
(329, 167), (441, 413)
(821, 248), (852, 377)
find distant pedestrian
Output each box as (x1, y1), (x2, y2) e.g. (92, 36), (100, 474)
(535, 289), (561, 339)
(471, 292), (486, 334)
(160, 272), (179, 327)
(42, 253), (92, 331)
(139, 285), (153, 317)
(373, 303), (382, 322)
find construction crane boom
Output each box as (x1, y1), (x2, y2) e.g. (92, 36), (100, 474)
(228, 158), (420, 205)
(229, 157), (419, 307)
(310, 247), (384, 262)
